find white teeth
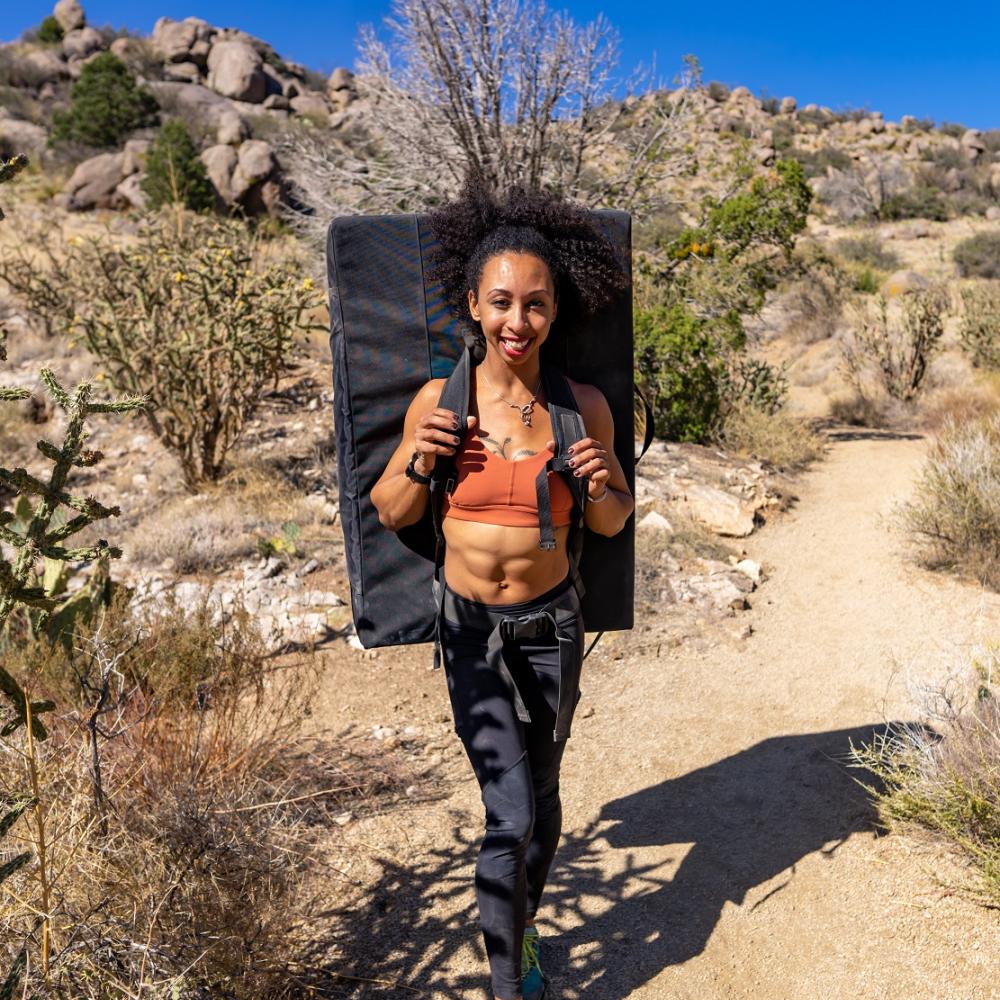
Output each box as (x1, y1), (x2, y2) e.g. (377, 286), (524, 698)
(503, 338), (529, 350)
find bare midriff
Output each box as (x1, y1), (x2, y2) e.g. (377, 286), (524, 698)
(442, 518), (571, 604)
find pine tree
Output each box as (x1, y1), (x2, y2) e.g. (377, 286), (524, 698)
(140, 119), (215, 213)
(51, 52), (159, 149)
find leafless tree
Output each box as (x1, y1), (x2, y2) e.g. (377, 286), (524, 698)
(281, 0), (701, 243)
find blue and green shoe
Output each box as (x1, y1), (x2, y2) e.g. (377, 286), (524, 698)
(521, 925), (548, 1000)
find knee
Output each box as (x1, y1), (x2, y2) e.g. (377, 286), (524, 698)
(482, 756), (535, 852)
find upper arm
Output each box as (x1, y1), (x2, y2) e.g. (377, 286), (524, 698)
(571, 381), (631, 496)
(375, 378), (447, 486)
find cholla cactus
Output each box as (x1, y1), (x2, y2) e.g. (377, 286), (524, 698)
(0, 155), (28, 222)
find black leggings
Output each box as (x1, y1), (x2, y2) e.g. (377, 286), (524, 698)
(440, 578), (584, 1000)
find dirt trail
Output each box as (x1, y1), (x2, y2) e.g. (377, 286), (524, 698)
(320, 431), (1000, 999)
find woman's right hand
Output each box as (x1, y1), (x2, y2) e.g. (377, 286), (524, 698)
(413, 410), (477, 476)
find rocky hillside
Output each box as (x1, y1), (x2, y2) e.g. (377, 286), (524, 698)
(0, 0), (360, 214)
(2, 0), (999, 224)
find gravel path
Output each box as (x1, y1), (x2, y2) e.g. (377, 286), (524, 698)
(319, 430), (1000, 999)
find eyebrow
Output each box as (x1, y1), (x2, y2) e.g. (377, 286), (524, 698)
(486, 288), (552, 296)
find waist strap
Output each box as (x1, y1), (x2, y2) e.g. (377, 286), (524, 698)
(437, 581), (583, 742)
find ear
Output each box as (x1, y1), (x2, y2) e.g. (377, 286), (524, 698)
(468, 288), (480, 322)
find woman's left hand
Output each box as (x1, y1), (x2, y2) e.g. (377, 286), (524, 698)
(547, 436), (610, 499)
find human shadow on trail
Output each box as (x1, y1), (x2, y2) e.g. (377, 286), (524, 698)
(543, 723), (898, 999)
(297, 724), (897, 999)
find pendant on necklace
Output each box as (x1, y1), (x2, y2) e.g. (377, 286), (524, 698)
(518, 401), (535, 427)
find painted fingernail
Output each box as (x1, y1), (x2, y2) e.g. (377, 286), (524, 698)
(568, 459), (576, 467)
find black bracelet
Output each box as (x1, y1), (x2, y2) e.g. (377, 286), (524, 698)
(404, 452), (432, 485)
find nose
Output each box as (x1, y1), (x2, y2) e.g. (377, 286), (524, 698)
(508, 305), (530, 333)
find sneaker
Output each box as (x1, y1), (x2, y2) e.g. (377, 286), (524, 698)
(521, 925), (547, 1000)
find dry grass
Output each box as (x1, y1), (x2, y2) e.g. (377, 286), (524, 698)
(896, 415), (1000, 589)
(1, 588), (413, 996)
(718, 404), (826, 471)
(849, 645), (1000, 907)
(919, 377), (1000, 432)
(126, 461), (326, 573)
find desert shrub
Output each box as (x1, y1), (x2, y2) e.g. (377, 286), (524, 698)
(921, 381), (1000, 431)
(36, 15), (65, 44)
(141, 118), (214, 212)
(634, 304), (724, 441)
(706, 80), (730, 102)
(759, 95), (780, 115)
(721, 355), (788, 415)
(792, 144), (853, 179)
(983, 130), (1000, 153)
(850, 645), (1000, 906)
(1, 586), (404, 996)
(796, 106), (831, 128)
(939, 121), (967, 139)
(958, 282), (1000, 368)
(50, 52), (158, 148)
(954, 231), (1000, 279)
(903, 116), (936, 133)
(0, 227), (73, 336)
(948, 189), (995, 218)
(879, 185), (948, 222)
(897, 415), (1000, 587)
(718, 403), (824, 470)
(842, 289), (948, 403)
(2, 212), (323, 488)
(921, 144), (968, 170)
(827, 390), (889, 427)
(835, 233), (901, 271)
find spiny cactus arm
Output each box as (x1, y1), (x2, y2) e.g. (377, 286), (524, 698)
(0, 468), (120, 521)
(37, 368), (147, 418)
(0, 796), (33, 839)
(0, 664), (52, 740)
(36, 439), (105, 468)
(0, 387), (30, 402)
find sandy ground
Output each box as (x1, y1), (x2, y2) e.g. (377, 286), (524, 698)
(312, 429), (999, 999)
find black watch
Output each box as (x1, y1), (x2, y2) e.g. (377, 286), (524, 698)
(404, 452), (432, 485)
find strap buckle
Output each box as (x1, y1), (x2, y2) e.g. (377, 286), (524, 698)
(499, 611), (551, 642)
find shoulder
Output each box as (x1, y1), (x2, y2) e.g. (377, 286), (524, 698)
(565, 377), (612, 423)
(409, 378), (448, 408)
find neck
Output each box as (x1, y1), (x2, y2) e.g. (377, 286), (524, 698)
(480, 347), (541, 397)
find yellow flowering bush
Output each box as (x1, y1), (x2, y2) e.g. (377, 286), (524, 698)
(45, 212), (322, 488)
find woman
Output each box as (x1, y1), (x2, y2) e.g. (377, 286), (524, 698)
(371, 179), (633, 1000)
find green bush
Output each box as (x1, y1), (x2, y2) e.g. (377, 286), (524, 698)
(880, 185), (948, 222)
(958, 282), (1000, 367)
(51, 52), (158, 148)
(36, 15), (64, 44)
(634, 304), (724, 442)
(141, 119), (215, 212)
(954, 232), (1000, 279)
(835, 233), (901, 271)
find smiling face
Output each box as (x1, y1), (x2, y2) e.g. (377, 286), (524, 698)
(468, 252), (558, 366)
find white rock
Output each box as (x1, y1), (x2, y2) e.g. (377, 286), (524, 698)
(200, 143), (237, 203)
(674, 482), (756, 537)
(207, 40), (267, 103)
(230, 139), (275, 201)
(54, 0), (86, 32)
(638, 510), (674, 533)
(114, 173), (147, 210)
(301, 558), (319, 575)
(735, 558), (762, 585)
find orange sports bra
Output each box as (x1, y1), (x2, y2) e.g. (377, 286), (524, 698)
(442, 434), (574, 528)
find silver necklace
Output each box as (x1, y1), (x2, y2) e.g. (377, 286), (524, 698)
(479, 369), (543, 427)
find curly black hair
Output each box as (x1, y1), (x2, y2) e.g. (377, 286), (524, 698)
(427, 175), (629, 359)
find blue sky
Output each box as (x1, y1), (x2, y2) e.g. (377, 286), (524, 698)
(3, 1), (998, 129)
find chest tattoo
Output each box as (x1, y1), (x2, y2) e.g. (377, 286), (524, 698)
(480, 433), (537, 461)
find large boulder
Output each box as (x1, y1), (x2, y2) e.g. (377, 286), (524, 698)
(0, 115), (48, 159)
(64, 151), (128, 209)
(206, 40), (267, 103)
(114, 173), (147, 210)
(230, 139), (275, 201)
(200, 143), (238, 204)
(54, 0), (86, 32)
(62, 26), (104, 61)
(18, 48), (70, 86)
(672, 482), (756, 537)
(290, 90), (329, 120)
(152, 18), (199, 62)
(327, 67), (355, 92)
